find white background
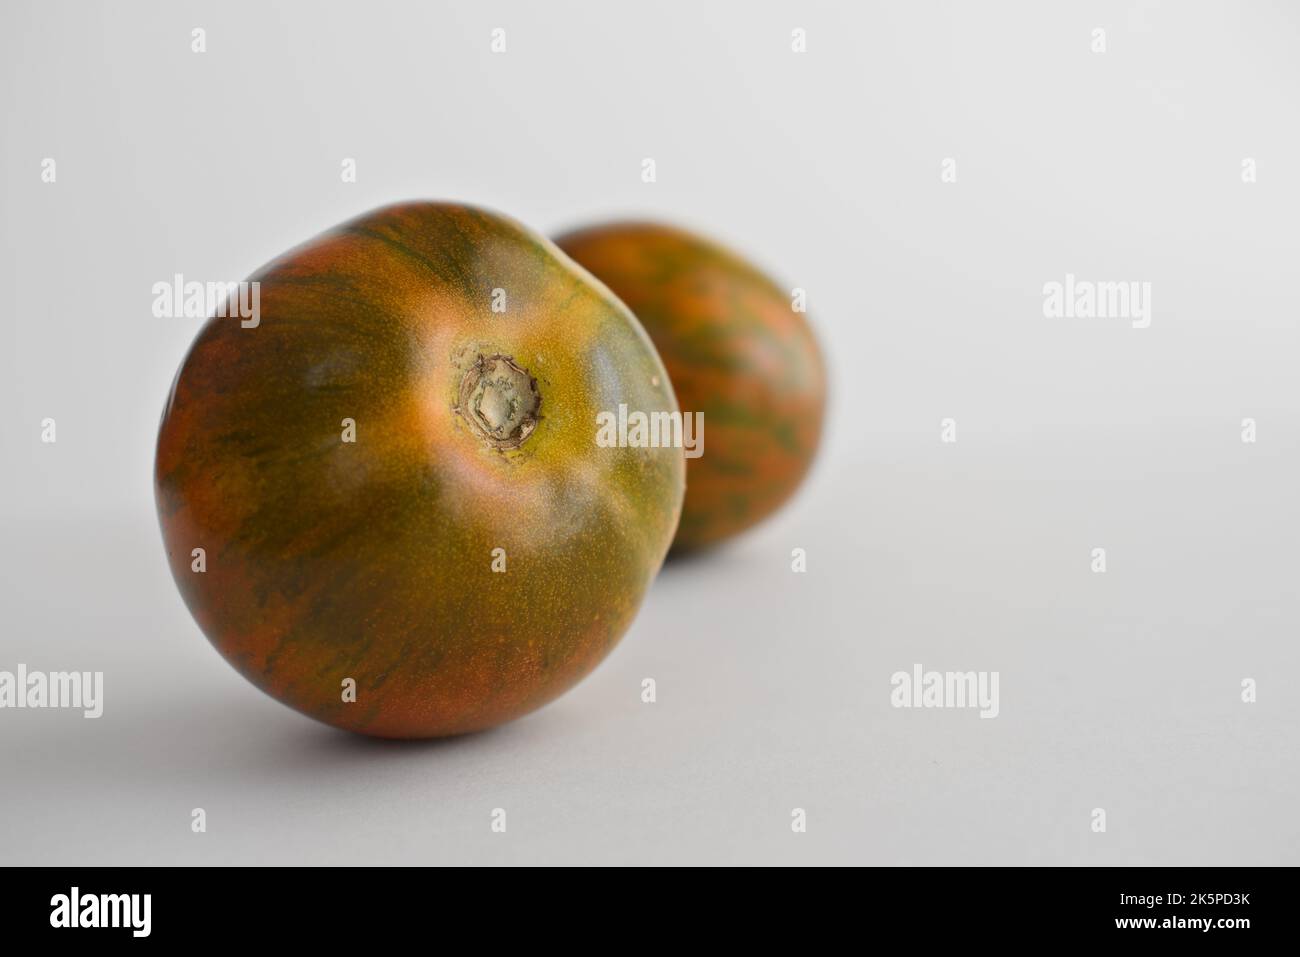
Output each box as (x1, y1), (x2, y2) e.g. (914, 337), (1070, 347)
(1, 0), (1297, 864)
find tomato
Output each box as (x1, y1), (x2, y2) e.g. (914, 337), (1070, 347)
(555, 222), (826, 552)
(155, 203), (684, 738)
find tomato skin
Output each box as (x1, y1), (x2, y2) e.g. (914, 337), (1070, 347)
(155, 203), (684, 738)
(555, 223), (826, 552)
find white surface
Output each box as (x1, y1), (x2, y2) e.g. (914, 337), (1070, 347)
(1, 0), (1297, 865)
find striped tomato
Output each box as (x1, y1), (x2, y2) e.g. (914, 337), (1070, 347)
(557, 222), (826, 552)
(156, 203), (684, 737)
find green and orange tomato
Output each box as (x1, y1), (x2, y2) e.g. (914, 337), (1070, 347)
(155, 203), (685, 738)
(556, 222), (826, 552)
